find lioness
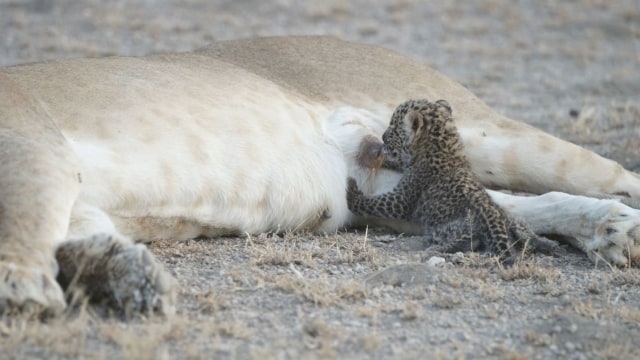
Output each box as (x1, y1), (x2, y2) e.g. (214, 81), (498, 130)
(1, 36), (639, 316)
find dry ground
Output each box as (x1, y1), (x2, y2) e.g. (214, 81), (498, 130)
(1, 0), (640, 359)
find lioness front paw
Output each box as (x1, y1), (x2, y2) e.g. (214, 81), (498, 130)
(0, 259), (65, 317)
(580, 202), (640, 266)
(56, 234), (176, 317)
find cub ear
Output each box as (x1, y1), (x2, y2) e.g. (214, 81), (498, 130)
(434, 100), (452, 118)
(404, 110), (425, 136)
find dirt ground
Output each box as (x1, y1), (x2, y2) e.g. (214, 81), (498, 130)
(1, 0), (640, 359)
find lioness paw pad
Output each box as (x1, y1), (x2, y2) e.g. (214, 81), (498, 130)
(0, 260), (65, 317)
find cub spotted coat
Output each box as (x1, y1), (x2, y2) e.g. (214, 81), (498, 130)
(347, 99), (558, 262)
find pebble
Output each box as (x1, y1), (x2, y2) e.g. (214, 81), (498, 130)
(454, 332), (468, 341)
(427, 256), (445, 267)
(569, 109), (580, 117)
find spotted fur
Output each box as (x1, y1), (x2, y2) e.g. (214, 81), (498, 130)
(347, 99), (558, 262)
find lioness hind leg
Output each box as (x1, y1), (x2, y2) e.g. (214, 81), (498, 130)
(56, 234), (176, 317)
(462, 121), (640, 203)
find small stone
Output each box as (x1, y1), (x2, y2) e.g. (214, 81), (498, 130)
(454, 332), (468, 341)
(427, 256), (445, 267)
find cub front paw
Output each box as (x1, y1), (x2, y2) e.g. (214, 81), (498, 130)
(346, 177), (363, 208)
(0, 258), (65, 317)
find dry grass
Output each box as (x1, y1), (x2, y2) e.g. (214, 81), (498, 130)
(499, 259), (567, 297)
(431, 293), (463, 310)
(301, 317), (339, 357)
(479, 282), (506, 302)
(245, 233), (319, 268)
(498, 259), (563, 283)
(274, 272), (339, 306)
(0, 311), (92, 358)
(272, 269), (368, 307)
(357, 331), (382, 353)
(524, 330), (554, 347)
(100, 320), (177, 359)
(591, 342), (636, 360)
(244, 231), (384, 269)
(193, 290), (227, 314)
(325, 232), (385, 266)
(486, 343), (532, 360)
(607, 268), (640, 286)
(400, 301), (423, 321)
(571, 299), (640, 323)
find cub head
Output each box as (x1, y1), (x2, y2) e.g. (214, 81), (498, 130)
(382, 99), (452, 165)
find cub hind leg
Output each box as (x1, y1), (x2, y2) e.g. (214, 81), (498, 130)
(480, 206), (560, 263)
(423, 212), (483, 254)
(508, 218), (559, 255)
(433, 207), (538, 264)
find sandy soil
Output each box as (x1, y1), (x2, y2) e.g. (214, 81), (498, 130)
(1, 1), (640, 359)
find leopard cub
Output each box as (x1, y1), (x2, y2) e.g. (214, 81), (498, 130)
(346, 99), (558, 263)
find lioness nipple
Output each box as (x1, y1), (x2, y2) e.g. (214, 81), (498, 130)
(357, 135), (386, 170)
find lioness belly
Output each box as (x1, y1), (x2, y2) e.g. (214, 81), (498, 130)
(6, 55), (351, 238)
